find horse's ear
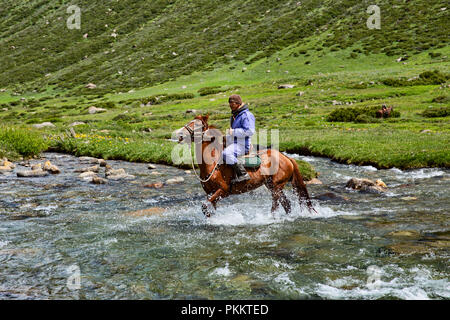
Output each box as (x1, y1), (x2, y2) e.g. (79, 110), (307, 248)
(202, 114), (209, 122)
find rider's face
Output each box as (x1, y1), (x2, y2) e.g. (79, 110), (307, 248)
(229, 101), (240, 111)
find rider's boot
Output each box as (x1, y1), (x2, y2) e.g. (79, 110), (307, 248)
(231, 163), (251, 183)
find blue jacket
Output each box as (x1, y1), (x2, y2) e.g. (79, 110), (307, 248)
(229, 104), (255, 153)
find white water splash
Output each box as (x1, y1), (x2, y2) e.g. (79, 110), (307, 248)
(211, 263), (232, 277)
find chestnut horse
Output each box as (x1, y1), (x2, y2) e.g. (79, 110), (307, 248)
(176, 115), (315, 217)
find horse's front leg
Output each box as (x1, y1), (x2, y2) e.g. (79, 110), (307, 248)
(202, 189), (226, 217)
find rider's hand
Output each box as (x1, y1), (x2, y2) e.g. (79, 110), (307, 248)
(226, 128), (233, 136)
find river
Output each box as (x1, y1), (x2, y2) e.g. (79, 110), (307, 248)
(0, 152), (448, 299)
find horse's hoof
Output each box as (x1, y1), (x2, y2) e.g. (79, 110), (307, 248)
(201, 204), (211, 218)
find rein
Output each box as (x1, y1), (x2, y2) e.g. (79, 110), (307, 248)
(184, 120), (221, 184)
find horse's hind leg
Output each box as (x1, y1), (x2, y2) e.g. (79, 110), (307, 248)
(279, 189), (292, 214)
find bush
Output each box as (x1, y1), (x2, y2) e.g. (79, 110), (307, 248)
(327, 106), (400, 122)
(0, 127), (48, 158)
(431, 95), (450, 103)
(382, 70), (449, 87)
(421, 107), (450, 118)
(355, 114), (380, 123)
(198, 86), (223, 96)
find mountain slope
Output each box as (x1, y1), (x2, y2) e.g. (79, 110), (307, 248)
(0, 0), (448, 92)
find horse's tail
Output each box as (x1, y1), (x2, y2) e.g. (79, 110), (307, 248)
(288, 157), (316, 213)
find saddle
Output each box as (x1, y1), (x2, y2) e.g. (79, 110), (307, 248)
(237, 144), (261, 169)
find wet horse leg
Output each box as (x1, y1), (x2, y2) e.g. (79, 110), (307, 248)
(202, 189), (226, 217)
(279, 189), (292, 214)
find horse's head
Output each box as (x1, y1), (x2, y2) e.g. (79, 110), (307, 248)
(176, 115), (210, 144)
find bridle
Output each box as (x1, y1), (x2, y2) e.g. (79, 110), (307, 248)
(182, 119), (221, 183)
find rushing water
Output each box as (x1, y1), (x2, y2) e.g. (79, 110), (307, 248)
(0, 152), (448, 300)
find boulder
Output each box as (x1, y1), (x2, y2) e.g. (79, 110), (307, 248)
(79, 156), (99, 164)
(98, 159), (107, 167)
(31, 163), (42, 171)
(69, 121), (86, 127)
(107, 173), (135, 180)
(147, 164), (157, 170)
(32, 122), (55, 129)
(306, 178), (322, 185)
(165, 176), (184, 185)
(386, 230), (421, 240)
(345, 178), (387, 193)
(91, 176), (107, 185)
(75, 165), (99, 173)
(85, 83), (97, 89)
(17, 170), (49, 178)
(43, 160), (61, 174)
(88, 106), (107, 114)
(78, 171), (97, 179)
(105, 168), (126, 177)
(278, 84), (295, 89)
(0, 159), (15, 169)
(0, 166), (13, 174)
(144, 182), (164, 189)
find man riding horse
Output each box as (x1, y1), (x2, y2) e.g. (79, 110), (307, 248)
(224, 94), (255, 183)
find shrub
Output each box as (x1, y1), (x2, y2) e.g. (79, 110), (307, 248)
(198, 86), (223, 96)
(327, 106), (400, 122)
(355, 114), (380, 123)
(429, 52), (442, 58)
(431, 95), (450, 103)
(0, 127), (48, 158)
(421, 107), (450, 118)
(382, 70), (449, 87)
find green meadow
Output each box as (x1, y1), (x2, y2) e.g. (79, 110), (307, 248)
(0, 1), (449, 176)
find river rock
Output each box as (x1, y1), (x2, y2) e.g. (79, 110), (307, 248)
(345, 178), (387, 193)
(17, 169), (49, 178)
(32, 122), (55, 129)
(79, 171), (97, 180)
(43, 160), (61, 174)
(31, 163), (42, 171)
(91, 176), (107, 184)
(1, 159), (15, 169)
(75, 165), (99, 173)
(107, 173), (135, 180)
(125, 207), (165, 217)
(79, 156), (99, 164)
(386, 230), (421, 240)
(165, 176), (184, 185)
(105, 168), (126, 177)
(150, 171), (162, 176)
(401, 196), (417, 201)
(98, 159), (107, 167)
(144, 182), (164, 189)
(148, 164), (157, 170)
(306, 178), (322, 185)
(313, 192), (349, 202)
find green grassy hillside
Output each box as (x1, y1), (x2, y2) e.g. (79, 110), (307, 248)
(1, 0), (448, 93)
(0, 1), (449, 171)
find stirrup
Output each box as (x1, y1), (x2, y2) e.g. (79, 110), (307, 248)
(231, 164), (250, 183)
